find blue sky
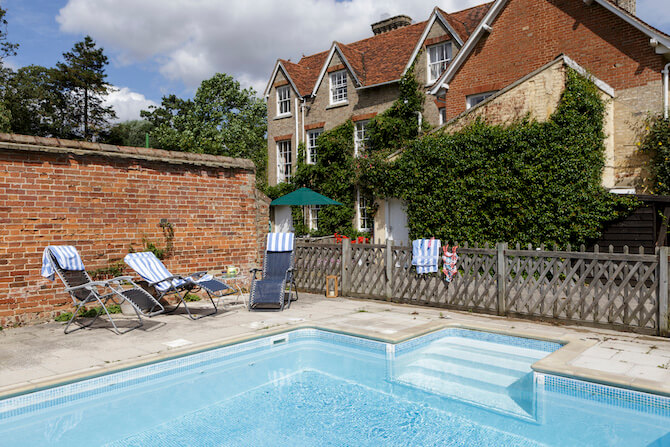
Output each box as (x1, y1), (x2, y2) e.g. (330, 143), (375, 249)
(2, 0), (669, 122)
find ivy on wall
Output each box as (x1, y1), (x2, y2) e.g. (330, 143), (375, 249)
(363, 68), (638, 247)
(264, 65), (427, 237)
(639, 115), (670, 194)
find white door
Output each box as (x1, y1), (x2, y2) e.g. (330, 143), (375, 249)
(273, 206), (294, 233)
(387, 199), (409, 245)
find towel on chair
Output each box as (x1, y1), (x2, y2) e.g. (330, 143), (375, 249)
(412, 239), (441, 274)
(41, 246), (85, 280)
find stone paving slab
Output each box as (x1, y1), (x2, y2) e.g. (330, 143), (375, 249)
(1, 293), (670, 398)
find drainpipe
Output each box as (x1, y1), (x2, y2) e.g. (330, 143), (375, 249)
(664, 62), (670, 119)
(294, 97), (299, 144)
(301, 98), (306, 144)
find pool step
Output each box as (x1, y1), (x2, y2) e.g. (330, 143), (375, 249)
(402, 358), (524, 390)
(394, 370), (533, 418)
(440, 337), (549, 362)
(407, 345), (535, 375)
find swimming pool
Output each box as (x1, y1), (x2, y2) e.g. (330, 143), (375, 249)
(1, 328), (669, 446)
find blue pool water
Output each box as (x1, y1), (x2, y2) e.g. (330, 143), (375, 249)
(1, 328), (669, 446)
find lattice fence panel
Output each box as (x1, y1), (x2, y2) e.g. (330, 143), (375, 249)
(348, 245), (387, 298)
(294, 243), (341, 293)
(505, 249), (659, 332)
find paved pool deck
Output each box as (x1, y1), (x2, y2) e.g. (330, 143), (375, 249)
(1, 293), (670, 399)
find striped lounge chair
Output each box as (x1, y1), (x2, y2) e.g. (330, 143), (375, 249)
(249, 233), (298, 311)
(124, 252), (231, 320)
(41, 246), (164, 334)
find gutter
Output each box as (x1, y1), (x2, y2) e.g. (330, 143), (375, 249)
(355, 79), (400, 90)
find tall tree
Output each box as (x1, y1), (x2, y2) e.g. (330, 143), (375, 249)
(56, 36), (116, 139)
(141, 73), (267, 186)
(0, 6), (18, 131)
(0, 7), (18, 63)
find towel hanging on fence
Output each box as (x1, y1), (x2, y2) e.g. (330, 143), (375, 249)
(41, 246), (85, 281)
(412, 238), (441, 274)
(442, 244), (459, 282)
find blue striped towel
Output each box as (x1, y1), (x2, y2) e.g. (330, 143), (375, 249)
(267, 233), (294, 252)
(412, 239), (441, 274)
(124, 252), (212, 292)
(41, 246), (85, 280)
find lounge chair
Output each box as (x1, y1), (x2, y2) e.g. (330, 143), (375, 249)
(249, 233), (298, 311)
(124, 252), (232, 320)
(41, 246), (164, 334)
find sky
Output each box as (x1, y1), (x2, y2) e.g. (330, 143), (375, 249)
(2, 0), (669, 122)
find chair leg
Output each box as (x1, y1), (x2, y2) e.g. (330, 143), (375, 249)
(166, 288), (217, 320)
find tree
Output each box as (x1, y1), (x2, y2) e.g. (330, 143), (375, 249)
(0, 7), (18, 64)
(56, 36), (116, 139)
(142, 73), (267, 186)
(104, 119), (154, 147)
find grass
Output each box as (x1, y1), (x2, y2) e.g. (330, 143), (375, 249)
(55, 304), (122, 322)
(184, 293), (201, 302)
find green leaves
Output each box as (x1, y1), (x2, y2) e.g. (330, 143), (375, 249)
(141, 73), (268, 187)
(639, 115), (670, 194)
(365, 68), (637, 247)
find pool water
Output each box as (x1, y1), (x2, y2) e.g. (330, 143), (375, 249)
(1, 329), (669, 446)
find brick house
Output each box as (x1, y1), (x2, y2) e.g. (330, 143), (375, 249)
(264, 0), (670, 243)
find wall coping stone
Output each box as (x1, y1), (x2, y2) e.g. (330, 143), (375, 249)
(0, 133), (256, 171)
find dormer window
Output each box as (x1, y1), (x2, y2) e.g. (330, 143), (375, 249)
(427, 42), (452, 82)
(277, 85), (291, 116)
(330, 70), (348, 104)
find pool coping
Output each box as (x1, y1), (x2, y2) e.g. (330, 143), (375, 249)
(1, 320), (669, 400)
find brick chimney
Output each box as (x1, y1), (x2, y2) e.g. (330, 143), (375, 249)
(612, 0), (635, 15)
(371, 15), (412, 35)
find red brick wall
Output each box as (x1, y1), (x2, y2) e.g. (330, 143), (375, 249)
(0, 146), (269, 327)
(444, 0), (666, 118)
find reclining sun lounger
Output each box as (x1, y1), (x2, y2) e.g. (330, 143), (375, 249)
(41, 246), (164, 334)
(249, 233), (298, 311)
(124, 252), (232, 320)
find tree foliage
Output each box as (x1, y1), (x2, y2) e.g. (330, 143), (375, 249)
(364, 69), (638, 246)
(141, 73), (267, 186)
(639, 115), (670, 194)
(55, 36), (116, 139)
(105, 119), (154, 147)
(0, 7), (18, 63)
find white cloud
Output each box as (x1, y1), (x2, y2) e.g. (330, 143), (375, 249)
(104, 87), (157, 122)
(56, 0), (483, 95)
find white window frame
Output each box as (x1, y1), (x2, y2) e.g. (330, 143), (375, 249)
(307, 129), (322, 165)
(308, 205), (322, 231)
(276, 85), (291, 116)
(276, 140), (292, 183)
(438, 108), (446, 125)
(466, 91), (496, 109)
(356, 189), (372, 233)
(354, 120), (369, 157)
(329, 70), (348, 104)
(427, 42), (452, 83)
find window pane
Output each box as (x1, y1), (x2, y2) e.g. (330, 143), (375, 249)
(428, 42), (451, 82)
(307, 130), (322, 164)
(330, 71), (347, 103)
(277, 86), (290, 115)
(354, 120), (369, 156)
(277, 141), (292, 182)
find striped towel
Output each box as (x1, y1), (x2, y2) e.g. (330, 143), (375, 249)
(41, 246), (85, 280)
(124, 252), (213, 292)
(267, 233), (295, 252)
(412, 239), (442, 274)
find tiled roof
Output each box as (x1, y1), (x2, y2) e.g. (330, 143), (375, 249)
(439, 2), (493, 41)
(0, 133), (255, 170)
(277, 2), (492, 94)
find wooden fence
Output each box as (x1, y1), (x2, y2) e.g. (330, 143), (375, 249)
(294, 240), (670, 336)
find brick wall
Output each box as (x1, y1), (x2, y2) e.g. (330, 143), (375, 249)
(444, 0), (666, 120)
(0, 135), (269, 327)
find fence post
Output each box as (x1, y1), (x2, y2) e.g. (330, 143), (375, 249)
(385, 239), (393, 300)
(341, 238), (351, 296)
(659, 246), (669, 337)
(496, 242), (507, 316)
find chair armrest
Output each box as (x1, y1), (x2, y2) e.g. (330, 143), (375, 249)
(188, 271), (208, 279)
(250, 268), (261, 281)
(250, 268), (261, 273)
(65, 281), (107, 292)
(106, 276), (134, 283)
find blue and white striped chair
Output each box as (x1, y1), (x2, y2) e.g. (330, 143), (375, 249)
(41, 246), (164, 334)
(124, 252), (231, 320)
(249, 233), (297, 311)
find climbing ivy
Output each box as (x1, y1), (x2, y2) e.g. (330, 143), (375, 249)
(638, 115), (670, 194)
(362, 68), (639, 247)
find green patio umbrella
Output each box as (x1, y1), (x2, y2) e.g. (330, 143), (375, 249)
(270, 187), (342, 206)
